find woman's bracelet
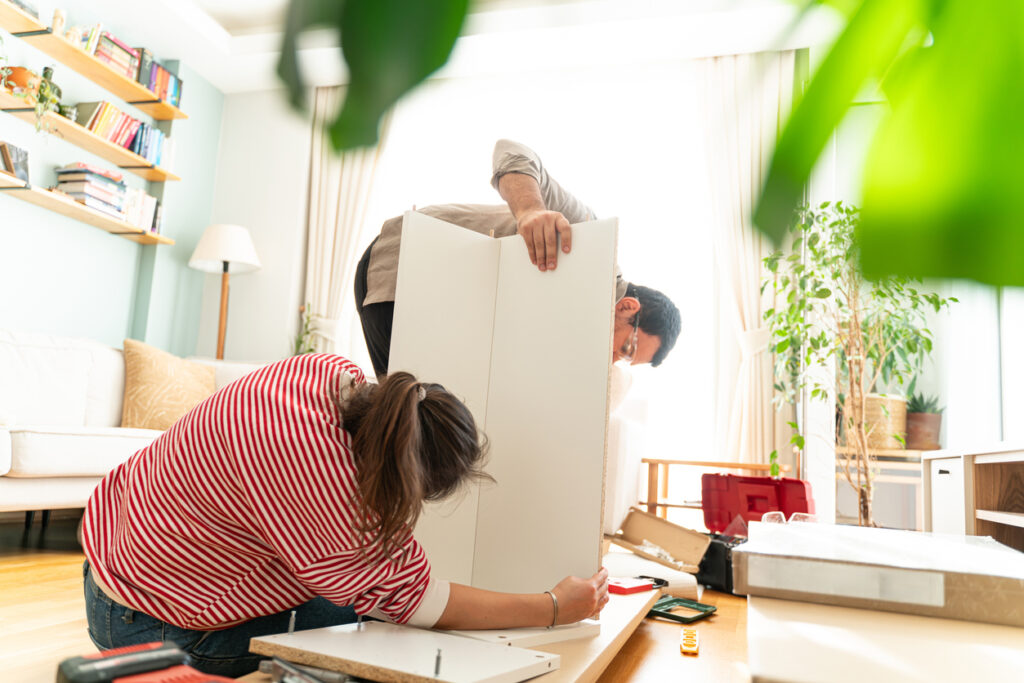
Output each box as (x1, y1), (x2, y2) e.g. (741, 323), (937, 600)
(545, 590), (559, 629)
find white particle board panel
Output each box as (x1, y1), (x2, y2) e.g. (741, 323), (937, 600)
(444, 619), (600, 648)
(250, 621), (560, 683)
(390, 211), (500, 585)
(473, 219), (617, 592)
(389, 213), (617, 593)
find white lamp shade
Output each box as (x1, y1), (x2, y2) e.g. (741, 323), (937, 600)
(189, 223), (262, 274)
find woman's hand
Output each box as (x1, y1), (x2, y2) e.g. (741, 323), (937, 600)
(550, 567), (610, 625)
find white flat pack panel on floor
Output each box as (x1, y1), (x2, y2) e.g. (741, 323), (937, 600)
(444, 619), (600, 648)
(250, 621), (559, 683)
(747, 596), (1024, 683)
(390, 211), (500, 585)
(390, 213), (617, 592)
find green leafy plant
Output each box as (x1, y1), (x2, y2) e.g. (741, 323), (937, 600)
(278, 0), (469, 150)
(756, 0), (1024, 288)
(907, 392), (942, 414)
(293, 304), (316, 355)
(769, 450), (781, 479)
(763, 201), (956, 525)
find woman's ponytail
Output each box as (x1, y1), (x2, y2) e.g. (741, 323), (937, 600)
(340, 371), (490, 561)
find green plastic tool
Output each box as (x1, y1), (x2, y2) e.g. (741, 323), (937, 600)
(647, 595), (717, 624)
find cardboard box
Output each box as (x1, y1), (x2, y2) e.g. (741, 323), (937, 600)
(733, 522), (1024, 627)
(607, 506), (711, 574)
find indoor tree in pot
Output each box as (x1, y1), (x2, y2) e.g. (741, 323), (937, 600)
(763, 201), (956, 526)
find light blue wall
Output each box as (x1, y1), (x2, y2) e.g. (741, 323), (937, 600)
(130, 61), (223, 356)
(0, 22), (222, 355)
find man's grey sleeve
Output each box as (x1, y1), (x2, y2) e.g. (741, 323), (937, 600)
(490, 139), (597, 224)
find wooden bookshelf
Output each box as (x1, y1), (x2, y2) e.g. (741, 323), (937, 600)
(0, 171), (173, 245)
(0, 90), (180, 181)
(0, 2), (186, 120)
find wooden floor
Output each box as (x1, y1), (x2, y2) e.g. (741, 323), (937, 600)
(0, 517), (750, 683)
(0, 518), (96, 683)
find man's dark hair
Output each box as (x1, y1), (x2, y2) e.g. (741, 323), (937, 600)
(625, 282), (681, 367)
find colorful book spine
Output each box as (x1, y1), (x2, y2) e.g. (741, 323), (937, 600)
(136, 48), (154, 88)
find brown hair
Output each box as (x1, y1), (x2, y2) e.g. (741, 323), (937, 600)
(339, 372), (490, 560)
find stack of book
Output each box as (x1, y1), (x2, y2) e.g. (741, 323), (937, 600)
(93, 32), (140, 80)
(55, 163), (126, 220)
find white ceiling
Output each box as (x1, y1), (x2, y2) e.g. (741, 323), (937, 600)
(84, 0), (840, 95)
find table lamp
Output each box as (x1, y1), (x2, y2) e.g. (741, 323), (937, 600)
(189, 223), (261, 359)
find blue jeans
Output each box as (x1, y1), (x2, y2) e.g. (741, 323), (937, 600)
(83, 561), (358, 678)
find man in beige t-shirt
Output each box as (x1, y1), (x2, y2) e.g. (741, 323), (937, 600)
(354, 139), (681, 377)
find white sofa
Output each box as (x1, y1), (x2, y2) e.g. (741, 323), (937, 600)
(0, 329), (264, 513)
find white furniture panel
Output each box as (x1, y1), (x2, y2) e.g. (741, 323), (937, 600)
(390, 211), (500, 585)
(473, 220), (617, 591)
(390, 213), (617, 592)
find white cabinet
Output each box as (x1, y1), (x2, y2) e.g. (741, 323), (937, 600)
(922, 444), (1024, 551)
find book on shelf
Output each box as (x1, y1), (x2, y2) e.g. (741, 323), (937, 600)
(62, 192), (126, 220)
(100, 32), (140, 60)
(56, 162), (125, 184)
(120, 187), (159, 230)
(135, 48), (154, 89)
(56, 180), (125, 207)
(84, 23), (103, 55)
(54, 171), (125, 191)
(0, 142), (30, 182)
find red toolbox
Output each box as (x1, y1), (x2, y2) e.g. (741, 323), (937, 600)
(701, 473), (814, 533)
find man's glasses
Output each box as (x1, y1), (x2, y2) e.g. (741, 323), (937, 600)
(620, 313), (640, 363)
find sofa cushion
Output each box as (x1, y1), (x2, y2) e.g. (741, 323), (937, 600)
(189, 357), (267, 389)
(5, 425), (160, 477)
(122, 339), (216, 431)
(0, 329), (93, 427)
(85, 342), (127, 428)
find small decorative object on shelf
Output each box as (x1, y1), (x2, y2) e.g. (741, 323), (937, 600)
(0, 140), (29, 181)
(58, 103), (76, 121)
(51, 8), (66, 36)
(3, 65), (39, 95)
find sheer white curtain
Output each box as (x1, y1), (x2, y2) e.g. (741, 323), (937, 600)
(703, 51), (796, 467)
(304, 86), (389, 356)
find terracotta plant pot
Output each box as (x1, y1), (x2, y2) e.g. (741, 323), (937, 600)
(3, 66), (40, 96)
(906, 412), (942, 450)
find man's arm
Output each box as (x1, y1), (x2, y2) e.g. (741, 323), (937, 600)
(491, 140), (596, 272)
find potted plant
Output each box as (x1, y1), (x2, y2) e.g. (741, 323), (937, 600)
(763, 202), (956, 526)
(906, 393), (943, 450)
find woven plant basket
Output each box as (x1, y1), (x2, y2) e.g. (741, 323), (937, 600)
(864, 394), (907, 450)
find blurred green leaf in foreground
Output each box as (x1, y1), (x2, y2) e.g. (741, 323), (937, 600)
(278, 0), (470, 150)
(755, 0), (1024, 287)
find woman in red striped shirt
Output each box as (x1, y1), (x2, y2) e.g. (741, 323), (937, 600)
(82, 354), (608, 677)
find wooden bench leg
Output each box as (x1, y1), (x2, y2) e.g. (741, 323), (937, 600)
(646, 462), (659, 515)
(24, 511), (34, 530)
